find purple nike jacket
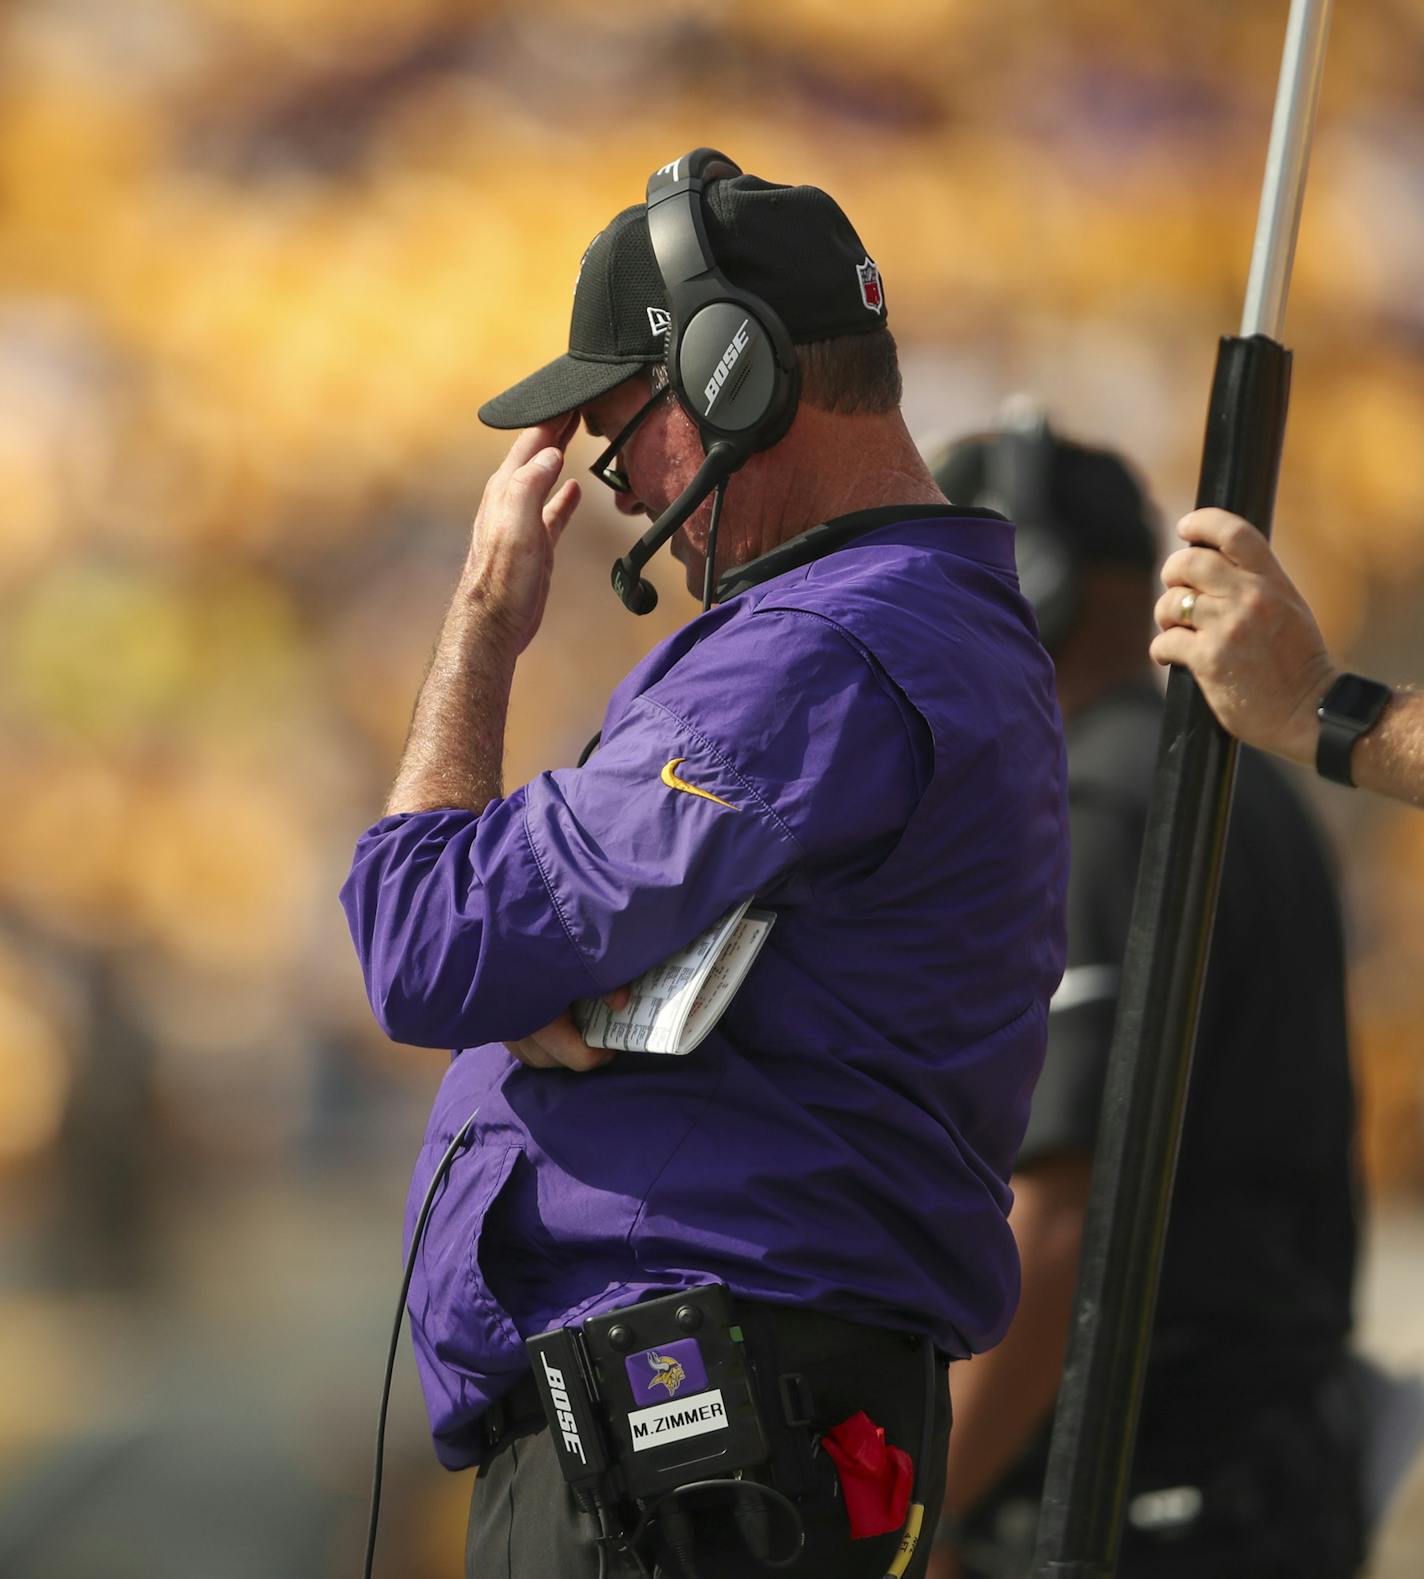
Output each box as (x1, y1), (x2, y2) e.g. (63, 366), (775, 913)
(341, 507), (1068, 1468)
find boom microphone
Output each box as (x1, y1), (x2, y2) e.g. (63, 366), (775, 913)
(611, 441), (740, 614)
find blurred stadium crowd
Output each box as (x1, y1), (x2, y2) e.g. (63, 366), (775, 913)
(0, 1), (1421, 1574)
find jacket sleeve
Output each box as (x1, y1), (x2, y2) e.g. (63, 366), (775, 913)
(1015, 793), (1142, 1166)
(339, 608), (928, 1049)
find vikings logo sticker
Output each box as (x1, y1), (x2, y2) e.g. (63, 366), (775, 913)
(646, 1350), (686, 1397)
(855, 256), (884, 315)
(625, 1337), (709, 1408)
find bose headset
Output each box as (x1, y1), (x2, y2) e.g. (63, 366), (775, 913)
(611, 148), (801, 616)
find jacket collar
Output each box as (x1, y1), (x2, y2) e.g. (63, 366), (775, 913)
(715, 503), (1008, 602)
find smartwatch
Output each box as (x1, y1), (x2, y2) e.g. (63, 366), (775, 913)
(1316, 673), (1392, 787)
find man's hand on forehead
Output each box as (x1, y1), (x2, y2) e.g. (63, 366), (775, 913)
(461, 415), (582, 656)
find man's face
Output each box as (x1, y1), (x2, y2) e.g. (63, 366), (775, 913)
(580, 373), (723, 594)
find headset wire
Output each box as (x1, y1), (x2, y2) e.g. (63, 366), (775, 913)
(702, 481), (726, 612)
(362, 1106), (481, 1579)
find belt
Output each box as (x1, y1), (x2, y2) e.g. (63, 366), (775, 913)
(731, 1300), (926, 1367)
(477, 1298), (928, 1459)
(478, 1370), (546, 1457)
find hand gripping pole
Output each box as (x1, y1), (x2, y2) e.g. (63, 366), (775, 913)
(1029, 5), (1334, 1576)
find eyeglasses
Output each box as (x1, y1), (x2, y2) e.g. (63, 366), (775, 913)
(589, 383), (671, 494)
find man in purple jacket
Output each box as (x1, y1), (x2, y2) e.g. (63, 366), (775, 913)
(341, 156), (1068, 1579)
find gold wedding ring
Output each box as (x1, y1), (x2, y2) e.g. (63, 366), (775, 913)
(1178, 589), (1198, 629)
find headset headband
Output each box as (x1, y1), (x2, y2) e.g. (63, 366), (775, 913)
(988, 401), (1053, 528)
(645, 150), (741, 301)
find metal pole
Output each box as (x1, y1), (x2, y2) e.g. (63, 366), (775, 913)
(1242, 0), (1334, 340)
(1030, 5), (1334, 1576)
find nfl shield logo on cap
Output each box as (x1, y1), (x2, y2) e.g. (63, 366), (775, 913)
(855, 256), (884, 314)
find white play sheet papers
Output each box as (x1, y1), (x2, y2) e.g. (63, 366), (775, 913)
(572, 900), (775, 1056)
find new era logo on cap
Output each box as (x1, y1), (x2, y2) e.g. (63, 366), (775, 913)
(647, 307), (671, 339)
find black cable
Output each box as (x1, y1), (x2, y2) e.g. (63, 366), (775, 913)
(917, 1335), (935, 1493)
(646, 1477), (805, 1573)
(593, 1502), (611, 1579)
(701, 480), (726, 612)
(734, 1479), (770, 1565)
(620, 1532), (654, 1579)
(362, 1107), (481, 1579)
(657, 1494), (699, 1579)
(594, 1498), (653, 1579)
(881, 1337), (938, 1579)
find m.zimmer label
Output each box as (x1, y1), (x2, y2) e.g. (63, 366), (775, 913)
(627, 1387), (729, 1451)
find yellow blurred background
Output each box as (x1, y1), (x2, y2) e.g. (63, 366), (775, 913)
(1, 1), (1421, 1574)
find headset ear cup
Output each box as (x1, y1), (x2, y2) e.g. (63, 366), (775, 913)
(740, 295), (799, 453)
(676, 302), (773, 437)
(672, 299), (798, 455)
(1014, 522), (1079, 650)
(758, 333), (800, 451)
(761, 295), (800, 449)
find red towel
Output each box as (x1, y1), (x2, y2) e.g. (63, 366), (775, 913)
(821, 1411), (913, 1539)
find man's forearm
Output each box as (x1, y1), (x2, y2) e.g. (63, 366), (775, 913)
(1350, 688), (1424, 807)
(1150, 511), (1424, 807)
(381, 419), (579, 818)
(385, 581), (520, 817)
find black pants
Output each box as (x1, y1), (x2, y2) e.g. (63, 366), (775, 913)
(960, 1369), (1365, 1579)
(468, 1313), (950, 1579)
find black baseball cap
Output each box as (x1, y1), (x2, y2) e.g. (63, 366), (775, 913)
(479, 174), (889, 429)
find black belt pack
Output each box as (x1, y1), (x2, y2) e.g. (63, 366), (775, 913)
(527, 1282), (842, 1577)
(529, 1282), (772, 1503)
(525, 1284), (937, 1579)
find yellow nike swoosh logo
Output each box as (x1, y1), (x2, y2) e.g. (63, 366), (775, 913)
(660, 758), (738, 811)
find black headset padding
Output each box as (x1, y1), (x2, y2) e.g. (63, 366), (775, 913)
(645, 148), (800, 458)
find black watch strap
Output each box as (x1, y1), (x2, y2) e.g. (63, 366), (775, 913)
(1316, 673), (1392, 787)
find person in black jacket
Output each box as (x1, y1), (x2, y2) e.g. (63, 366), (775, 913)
(924, 415), (1365, 1579)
